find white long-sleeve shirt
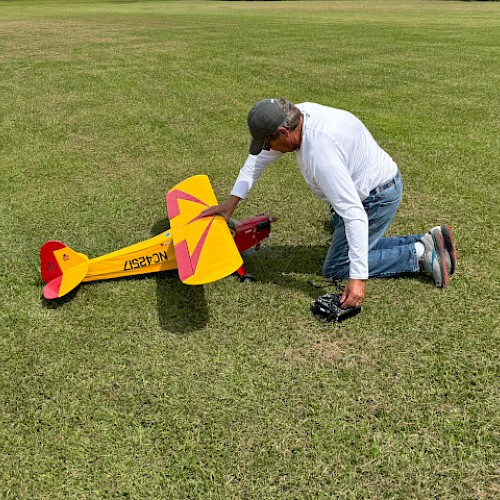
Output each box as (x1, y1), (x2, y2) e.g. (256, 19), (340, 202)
(231, 102), (398, 280)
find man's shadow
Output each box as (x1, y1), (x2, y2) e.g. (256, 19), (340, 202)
(237, 244), (328, 294)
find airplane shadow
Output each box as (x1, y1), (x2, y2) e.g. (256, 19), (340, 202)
(39, 219), (329, 332)
(38, 219), (210, 332)
(154, 226), (342, 333)
(151, 218), (333, 334)
(151, 219), (210, 334)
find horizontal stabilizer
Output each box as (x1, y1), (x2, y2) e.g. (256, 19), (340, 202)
(43, 260), (89, 299)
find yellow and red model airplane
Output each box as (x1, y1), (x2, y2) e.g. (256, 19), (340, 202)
(40, 175), (276, 300)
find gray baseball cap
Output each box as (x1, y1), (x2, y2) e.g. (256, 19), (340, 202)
(247, 98), (287, 155)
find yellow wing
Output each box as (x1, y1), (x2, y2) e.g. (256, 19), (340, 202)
(166, 175), (242, 285)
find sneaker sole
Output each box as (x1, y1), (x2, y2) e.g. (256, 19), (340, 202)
(439, 224), (457, 275)
(431, 230), (449, 288)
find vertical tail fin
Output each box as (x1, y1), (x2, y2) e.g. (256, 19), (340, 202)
(40, 241), (89, 299)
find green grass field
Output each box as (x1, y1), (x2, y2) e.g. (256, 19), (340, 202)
(1, 1), (499, 498)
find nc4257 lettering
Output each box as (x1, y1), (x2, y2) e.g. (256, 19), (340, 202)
(123, 250), (168, 271)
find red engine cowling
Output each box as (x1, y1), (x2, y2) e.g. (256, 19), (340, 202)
(233, 215), (277, 253)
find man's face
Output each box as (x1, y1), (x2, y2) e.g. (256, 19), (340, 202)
(266, 128), (295, 153)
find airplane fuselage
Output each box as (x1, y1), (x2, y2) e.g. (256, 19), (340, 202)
(84, 231), (177, 282)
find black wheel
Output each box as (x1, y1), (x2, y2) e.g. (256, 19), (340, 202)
(239, 273), (256, 283)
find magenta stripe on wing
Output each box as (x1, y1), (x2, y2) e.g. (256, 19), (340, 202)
(166, 189), (208, 219)
(173, 218), (214, 280)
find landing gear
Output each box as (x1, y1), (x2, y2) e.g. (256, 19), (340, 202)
(235, 265), (256, 283)
(239, 273), (256, 283)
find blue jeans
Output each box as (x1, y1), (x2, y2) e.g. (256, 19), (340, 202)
(323, 173), (423, 279)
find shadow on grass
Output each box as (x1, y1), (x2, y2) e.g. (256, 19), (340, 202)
(155, 274), (209, 333)
(240, 244), (327, 297)
(151, 219), (335, 332)
(39, 284), (80, 308)
(237, 242), (434, 296)
(39, 219), (209, 334)
(150, 219), (210, 334)
(150, 219), (328, 332)
(39, 218), (432, 329)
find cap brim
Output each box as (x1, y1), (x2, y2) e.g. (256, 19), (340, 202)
(249, 137), (265, 156)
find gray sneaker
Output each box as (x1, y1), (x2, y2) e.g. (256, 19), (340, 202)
(430, 225), (457, 275)
(419, 232), (449, 288)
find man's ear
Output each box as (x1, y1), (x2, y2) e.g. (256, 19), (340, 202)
(277, 127), (288, 137)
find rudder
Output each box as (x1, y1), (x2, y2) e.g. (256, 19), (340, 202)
(40, 240), (88, 283)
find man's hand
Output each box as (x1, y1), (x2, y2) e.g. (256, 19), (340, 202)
(200, 195), (241, 222)
(340, 279), (366, 309)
